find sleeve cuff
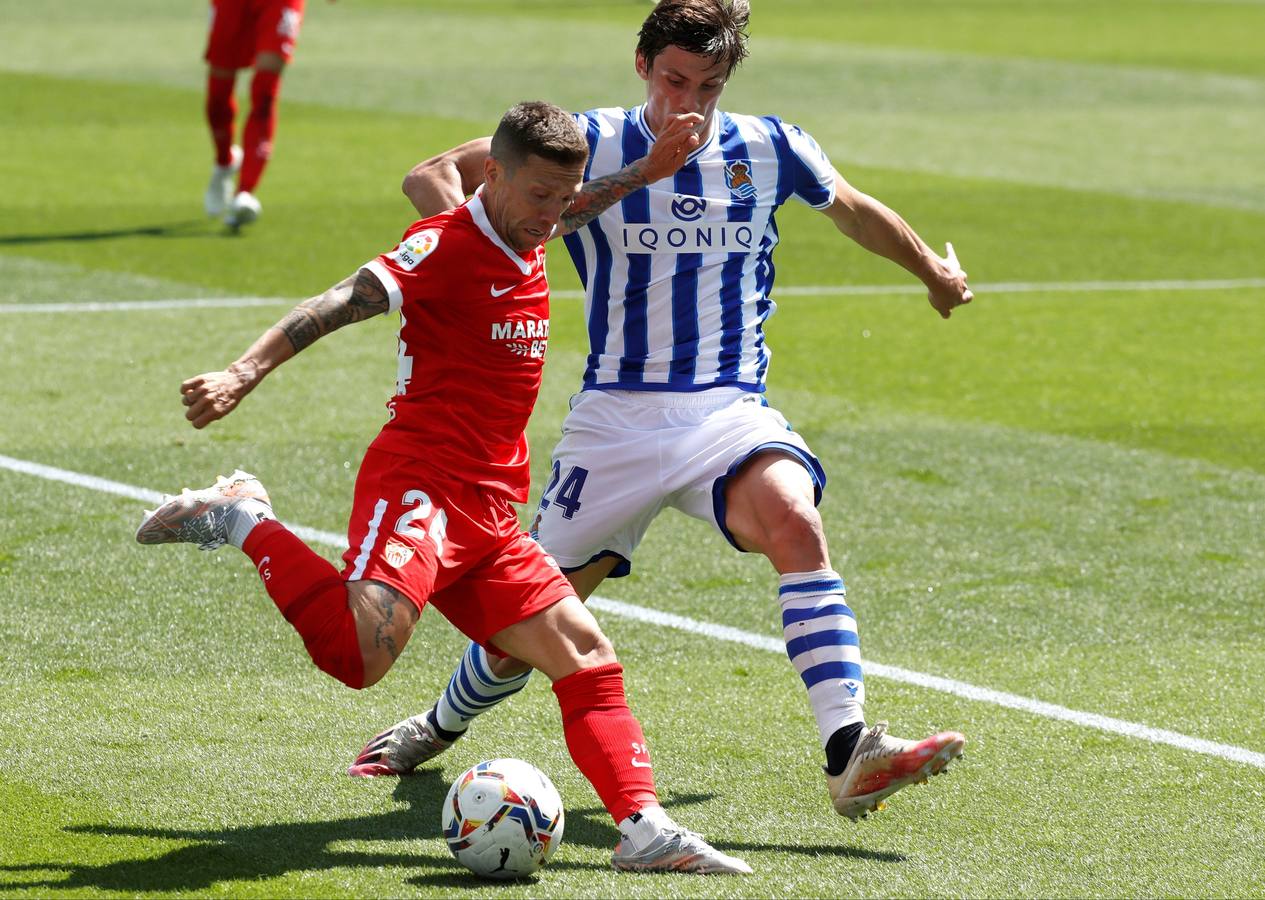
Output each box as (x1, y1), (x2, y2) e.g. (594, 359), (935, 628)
(362, 260), (403, 312)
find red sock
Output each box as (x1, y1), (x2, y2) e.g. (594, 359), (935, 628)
(552, 663), (658, 823)
(238, 69), (281, 193)
(206, 73), (238, 166)
(242, 520), (364, 688)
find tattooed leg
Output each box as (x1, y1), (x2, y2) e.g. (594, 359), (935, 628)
(349, 579), (421, 687)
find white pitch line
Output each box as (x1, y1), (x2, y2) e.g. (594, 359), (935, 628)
(2, 451), (1262, 771)
(2, 277), (1263, 313)
(585, 597), (1265, 770)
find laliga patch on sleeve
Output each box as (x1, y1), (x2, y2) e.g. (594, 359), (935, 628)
(389, 229), (440, 271)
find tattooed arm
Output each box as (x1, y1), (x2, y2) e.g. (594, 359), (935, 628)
(401, 113), (704, 233)
(180, 268), (391, 429)
(559, 112), (702, 235)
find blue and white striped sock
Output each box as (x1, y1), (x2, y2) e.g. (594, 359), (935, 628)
(779, 569), (865, 747)
(432, 641), (532, 734)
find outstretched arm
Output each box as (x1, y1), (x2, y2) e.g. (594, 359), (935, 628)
(823, 172), (973, 319)
(401, 113), (704, 231)
(180, 268), (391, 428)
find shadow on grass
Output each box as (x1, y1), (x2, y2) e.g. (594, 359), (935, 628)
(0, 782), (901, 893)
(0, 774), (616, 894)
(0, 774), (448, 893)
(0, 221), (207, 245)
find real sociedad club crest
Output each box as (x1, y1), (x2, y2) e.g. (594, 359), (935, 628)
(725, 160), (757, 202)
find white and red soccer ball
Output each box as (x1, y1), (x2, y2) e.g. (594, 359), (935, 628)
(441, 758), (565, 879)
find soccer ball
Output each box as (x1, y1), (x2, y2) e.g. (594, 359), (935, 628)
(441, 758), (565, 879)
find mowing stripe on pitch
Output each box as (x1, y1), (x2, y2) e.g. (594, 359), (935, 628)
(2, 450), (1262, 772)
(0, 297), (283, 314)
(2, 277), (1264, 313)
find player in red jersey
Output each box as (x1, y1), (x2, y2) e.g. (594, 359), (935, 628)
(136, 101), (748, 874)
(202, 0), (318, 229)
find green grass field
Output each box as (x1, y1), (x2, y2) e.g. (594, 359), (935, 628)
(2, 1), (1263, 896)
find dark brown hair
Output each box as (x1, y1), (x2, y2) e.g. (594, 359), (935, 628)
(489, 101), (588, 171)
(637, 0), (750, 77)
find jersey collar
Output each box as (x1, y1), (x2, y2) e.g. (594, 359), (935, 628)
(466, 186), (534, 276)
(633, 104), (718, 165)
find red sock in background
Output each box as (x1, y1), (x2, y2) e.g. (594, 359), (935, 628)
(552, 663), (659, 823)
(238, 69), (282, 193)
(242, 520), (364, 688)
(205, 73), (237, 166)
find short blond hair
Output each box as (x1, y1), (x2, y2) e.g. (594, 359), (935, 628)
(490, 101), (588, 171)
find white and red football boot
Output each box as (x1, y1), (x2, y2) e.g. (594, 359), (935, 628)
(827, 721), (965, 820)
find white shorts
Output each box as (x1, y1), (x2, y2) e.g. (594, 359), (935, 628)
(531, 388), (825, 577)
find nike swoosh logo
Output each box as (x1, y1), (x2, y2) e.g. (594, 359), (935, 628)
(490, 283), (516, 297)
(630, 758), (652, 768)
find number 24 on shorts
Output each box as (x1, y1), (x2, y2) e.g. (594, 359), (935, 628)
(395, 489), (448, 554)
(539, 463), (589, 520)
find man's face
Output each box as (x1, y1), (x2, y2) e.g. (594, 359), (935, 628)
(484, 153), (586, 253)
(637, 44), (729, 138)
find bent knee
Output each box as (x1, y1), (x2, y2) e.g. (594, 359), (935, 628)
(254, 52), (286, 73)
(578, 632), (618, 669)
(556, 626), (617, 672)
(774, 502), (826, 546)
(733, 497), (825, 555)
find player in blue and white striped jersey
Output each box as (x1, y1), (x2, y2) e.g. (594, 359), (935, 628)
(352, 0), (972, 828)
(563, 104), (836, 392)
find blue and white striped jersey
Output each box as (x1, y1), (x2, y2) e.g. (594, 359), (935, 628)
(563, 105), (836, 392)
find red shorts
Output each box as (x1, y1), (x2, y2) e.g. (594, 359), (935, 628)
(205, 0), (306, 69)
(341, 448), (575, 652)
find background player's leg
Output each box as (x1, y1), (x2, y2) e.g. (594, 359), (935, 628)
(723, 451), (830, 572)
(228, 50), (285, 229)
(237, 52), (284, 197)
(206, 66), (238, 166)
(565, 555), (624, 600)
(778, 569), (866, 755)
(204, 65), (241, 216)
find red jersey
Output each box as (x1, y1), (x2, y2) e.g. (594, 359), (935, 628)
(362, 189), (550, 503)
